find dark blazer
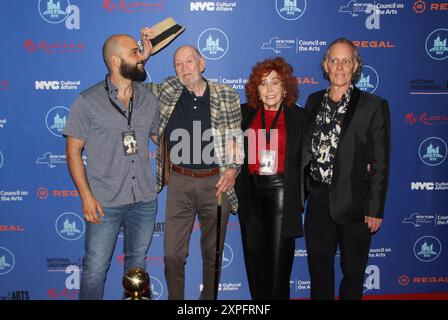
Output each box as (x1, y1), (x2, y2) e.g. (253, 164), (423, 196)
(302, 87), (391, 224)
(236, 103), (305, 238)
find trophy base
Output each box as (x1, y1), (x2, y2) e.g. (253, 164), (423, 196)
(125, 297), (150, 300)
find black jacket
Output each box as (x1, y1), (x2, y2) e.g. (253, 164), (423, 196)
(236, 103), (305, 238)
(302, 87), (391, 224)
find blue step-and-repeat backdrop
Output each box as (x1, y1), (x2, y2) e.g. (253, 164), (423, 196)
(0, 0), (447, 300)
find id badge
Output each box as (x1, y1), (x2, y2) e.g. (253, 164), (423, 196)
(259, 150), (277, 175)
(122, 131), (138, 156)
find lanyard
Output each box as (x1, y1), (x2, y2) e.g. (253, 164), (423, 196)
(261, 104), (283, 145)
(104, 75), (134, 129)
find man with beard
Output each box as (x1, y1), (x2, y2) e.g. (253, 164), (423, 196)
(64, 34), (159, 300)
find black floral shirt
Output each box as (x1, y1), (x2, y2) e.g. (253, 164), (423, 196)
(310, 85), (353, 184)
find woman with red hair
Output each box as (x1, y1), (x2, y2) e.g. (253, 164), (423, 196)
(235, 57), (305, 299)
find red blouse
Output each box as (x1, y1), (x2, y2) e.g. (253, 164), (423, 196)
(248, 108), (286, 175)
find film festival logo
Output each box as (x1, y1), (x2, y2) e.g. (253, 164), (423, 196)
(198, 28), (229, 60)
(275, 0), (307, 21)
(102, 0), (165, 13)
(418, 137), (447, 167)
(23, 39), (85, 54)
(45, 106), (69, 137)
(0, 247), (15, 276)
(55, 212), (85, 241)
(355, 65), (379, 94)
(413, 236), (442, 262)
(426, 28), (448, 60)
(405, 112), (448, 125)
(38, 0), (80, 30)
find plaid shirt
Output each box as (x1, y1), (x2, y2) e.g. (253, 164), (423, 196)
(145, 76), (242, 212)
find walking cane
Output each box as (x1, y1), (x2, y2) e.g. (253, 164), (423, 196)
(214, 193), (222, 300)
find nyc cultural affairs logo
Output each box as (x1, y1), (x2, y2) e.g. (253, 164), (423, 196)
(0, 247), (15, 275)
(198, 28), (229, 60)
(275, 0), (307, 21)
(413, 236), (442, 262)
(38, 0), (80, 30)
(55, 212), (85, 241)
(45, 106), (69, 137)
(355, 65), (379, 93)
(426, 29), (448, 60)
(419, 137), (447, 166)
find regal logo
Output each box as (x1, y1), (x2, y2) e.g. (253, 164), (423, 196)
(0, 225), (25, 232)
(414, 1), (448, 13)
(352, 40), (394, 48)
(296, 77), (319, 85)
(414, 0), (426, 13)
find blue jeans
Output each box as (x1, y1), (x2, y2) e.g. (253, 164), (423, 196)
(79, 199), (157, 300)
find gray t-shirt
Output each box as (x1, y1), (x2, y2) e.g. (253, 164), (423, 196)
(64, 76), (159, 207)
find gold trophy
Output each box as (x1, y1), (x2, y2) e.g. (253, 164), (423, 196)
(122, 267), (150, 300)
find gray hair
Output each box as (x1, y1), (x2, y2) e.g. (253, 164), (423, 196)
(321, 38), (363, 83)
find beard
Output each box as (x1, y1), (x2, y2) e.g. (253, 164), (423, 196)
(119, 59), (147, 82)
